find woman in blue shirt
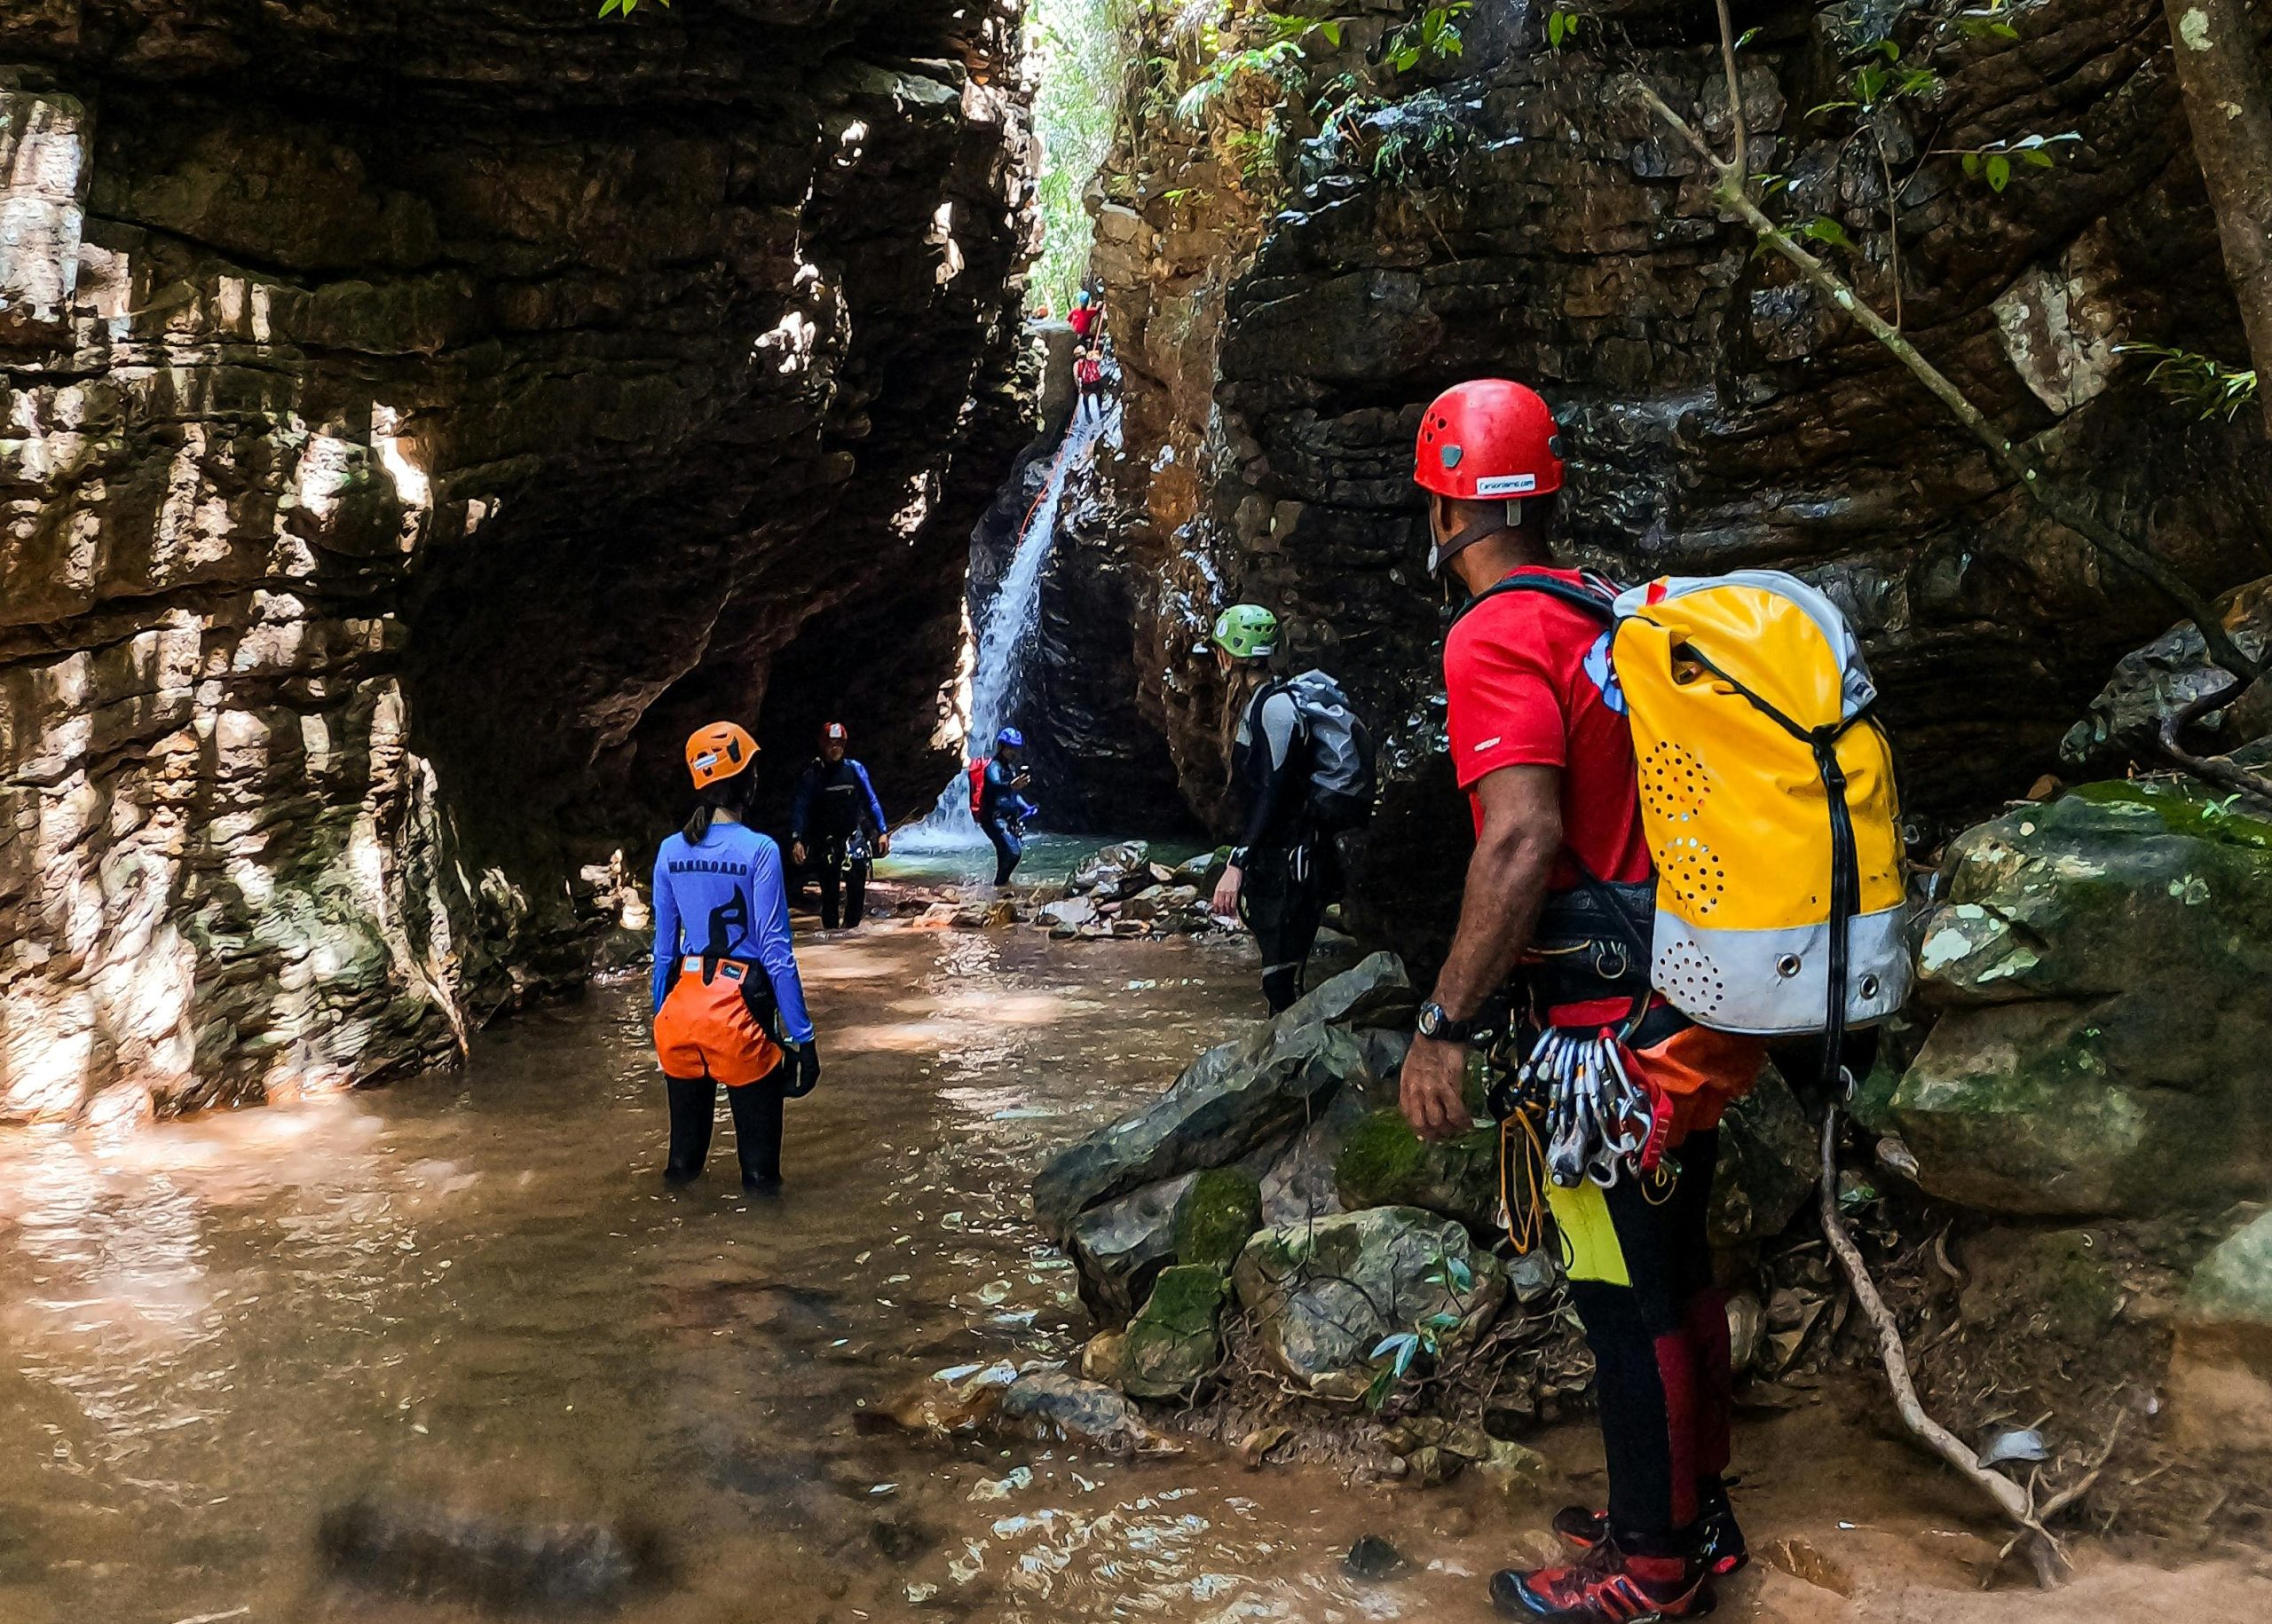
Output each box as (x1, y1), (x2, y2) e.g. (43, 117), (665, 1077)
(651, 721), (820, 1192)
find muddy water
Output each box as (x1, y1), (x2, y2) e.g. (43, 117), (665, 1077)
(2, 926), (2266, 1624)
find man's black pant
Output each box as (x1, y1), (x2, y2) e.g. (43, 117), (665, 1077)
(665, 1072), (786, 1185)
(1555, 1128), (1730, 1551)
(1239, 837), (1338, 1013)
(816, 838), (869, 929)
(982, 817), (1022, 887)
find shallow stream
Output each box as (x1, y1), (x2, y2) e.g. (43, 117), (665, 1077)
(2, 926), (2265, 1623)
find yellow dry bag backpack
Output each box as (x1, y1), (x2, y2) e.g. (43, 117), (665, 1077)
(1469, 570), (1910, 1061)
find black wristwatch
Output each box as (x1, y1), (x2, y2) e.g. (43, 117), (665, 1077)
(1416, 1001), (1477, 1045)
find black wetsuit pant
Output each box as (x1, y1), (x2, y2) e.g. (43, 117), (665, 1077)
(1239, 836), (1338, 1013)
(815, 837), (869, 929)
(1558, 1129), (1730, 1554)
(665, 1072), (786, 1184)
(982, 817), (1022, 887)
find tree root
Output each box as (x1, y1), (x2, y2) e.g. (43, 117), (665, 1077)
(1817, 1108), (2070, 1586)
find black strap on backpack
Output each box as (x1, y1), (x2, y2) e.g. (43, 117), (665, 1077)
(1448, 572), (1658, 1031)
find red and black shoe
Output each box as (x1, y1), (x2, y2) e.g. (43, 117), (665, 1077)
(1489, 1541), (1715, 1622)
(1550, 1499), (1748, 1578)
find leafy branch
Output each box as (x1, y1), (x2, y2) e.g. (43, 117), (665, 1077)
(1634, 11), (2260, 690)
(2117, 343), (2262, 421)
(596, 0), (667, 16)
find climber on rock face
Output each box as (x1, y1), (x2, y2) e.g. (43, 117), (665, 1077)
(790, 721), (889, 930)
(650, 721), (822, 1195)
(1399, 381), (1759, 1624)
(972, 727), (1037, 887)
(1210, 603), (1372, 1014)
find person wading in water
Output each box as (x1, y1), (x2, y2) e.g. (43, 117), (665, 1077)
(791, 721), (890, 930)
(1210, 603), (1353, 1013)
(1397, 381), (1760, 1622)
(971, 727), (1037, 887)
(651, 721), (822, 1194)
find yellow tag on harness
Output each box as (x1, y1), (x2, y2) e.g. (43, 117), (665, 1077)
(1546, 1181), (1630, 1287)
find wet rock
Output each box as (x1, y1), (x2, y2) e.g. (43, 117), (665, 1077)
(878, 1360), (1020, 1436)
(1709, 1064), (1819, 1250)
(1231, 1207), (1506, 1397)
(1342, 1534), (1406, 1580)
(1173, 1167), (1263, 1271)
(0, 3), (1030, 1119)
(1067, 1172), (1197, 1323)
(1038, 896), (1102, 934)
(1031, 955), (1412, 1242)
(1258, 1088), (1367, 1226)
(1725, 1290), (1765, 1375)
(2170, 1208), (2272, 1449)
(1068, 842), (1150, 898)
(994, 1370), (1153, 1452)
(317, 1496), (660, 1611)
(871, 1512), (936, 1564)
(1474, 1437), (1557, 1497)
(1893, 788), (2272, 1215)
(1332, 1108), (1497, 1231)
(1081, 1329), (1127, 1385)
(2061, 578), (2272, 775)
(1118, 1265), (1227, 1398)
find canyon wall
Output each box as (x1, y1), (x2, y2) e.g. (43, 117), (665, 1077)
(1072, 0), (2272, 959)
(0, 0), (1031, 1120)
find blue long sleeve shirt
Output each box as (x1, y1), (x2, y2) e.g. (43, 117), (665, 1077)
(978, 758), (1035, 825)
(649, 821), (815, 1041)
(789, 757), (888, 842)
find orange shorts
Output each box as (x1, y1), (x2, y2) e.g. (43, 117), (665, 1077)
(1630, 1023), (1766, 1146)
(653, 960), (783, 1086)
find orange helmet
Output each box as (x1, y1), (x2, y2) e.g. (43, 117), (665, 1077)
(1414, 380), (1565, 502)
(685, 721), (757, 789)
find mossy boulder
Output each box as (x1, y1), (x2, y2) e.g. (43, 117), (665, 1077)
(1891, 787), (2272, 1216)
(1231, 1207), (1506, 1397)
(2168, 1210), (2272, 1450)
(1708, 1063), (1818, 1250)
(1332, 1109), (1498, 1231)
(1173, 1167), (1263, 1272)
(1032, 953), (1412, 1241)
(1117, 1265), (1227, 1398)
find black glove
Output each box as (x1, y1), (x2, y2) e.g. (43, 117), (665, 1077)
(785, 1036), (821, 1099)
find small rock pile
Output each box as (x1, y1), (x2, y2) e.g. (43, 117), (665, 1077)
(1036, 841), (1232, 940)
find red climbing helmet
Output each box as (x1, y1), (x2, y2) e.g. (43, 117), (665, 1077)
(1413, 379), (1565, 502)
(820, 721), (849, 748)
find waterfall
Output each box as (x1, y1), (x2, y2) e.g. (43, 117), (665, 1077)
(895, 409), (1109, 848)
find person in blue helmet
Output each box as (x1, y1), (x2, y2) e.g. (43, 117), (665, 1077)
(651, 721), (821, 1194)
(790, 721), (890, 929)
(968, 728), (1037, 886)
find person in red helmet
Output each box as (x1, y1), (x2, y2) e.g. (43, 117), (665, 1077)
(1399, 381), (1759, 1622)
(790, 721), (890, 930)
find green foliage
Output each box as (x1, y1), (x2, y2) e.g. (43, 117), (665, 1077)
(1363, 1248), (1475, 1410)
(1810, 36), (1943, 118)
(2116, 344), (2262, 421)
(1796, 215), (1857, 253)
(1545, 9), (1582, 50)
(1954, 2), (2023, 43)
(1175, 39), (1307, 127)
(1384, 2), (1469, 75)
(1029, 0), (1142, 316)
(597, 0), (667, 15)
(1952, 130), (2081, 192)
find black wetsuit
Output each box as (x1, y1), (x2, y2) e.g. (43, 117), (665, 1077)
(1233, 681), (1340, 1013)
(976, 758), (1036, 887)
(791, 757), (887, 928)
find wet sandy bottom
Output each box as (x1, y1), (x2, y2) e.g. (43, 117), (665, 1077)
(0, 926), (2264, 1622)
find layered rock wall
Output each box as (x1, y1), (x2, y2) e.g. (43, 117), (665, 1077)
(1075, 0), (2272, 959)
(0, 1), (1031, 1119)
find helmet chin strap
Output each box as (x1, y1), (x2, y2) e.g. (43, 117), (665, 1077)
(1427, 498), (1525, 577)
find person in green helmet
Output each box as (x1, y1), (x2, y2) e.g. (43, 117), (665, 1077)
(1209, 603), (1369, 1012)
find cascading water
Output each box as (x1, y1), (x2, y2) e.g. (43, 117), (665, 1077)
(896, 409), (1110, 849)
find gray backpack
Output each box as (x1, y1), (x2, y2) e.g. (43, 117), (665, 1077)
(1272, 671), (1377, 831)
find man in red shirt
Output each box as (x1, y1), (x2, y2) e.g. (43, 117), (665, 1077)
(1400, 380), (1756, 1622)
